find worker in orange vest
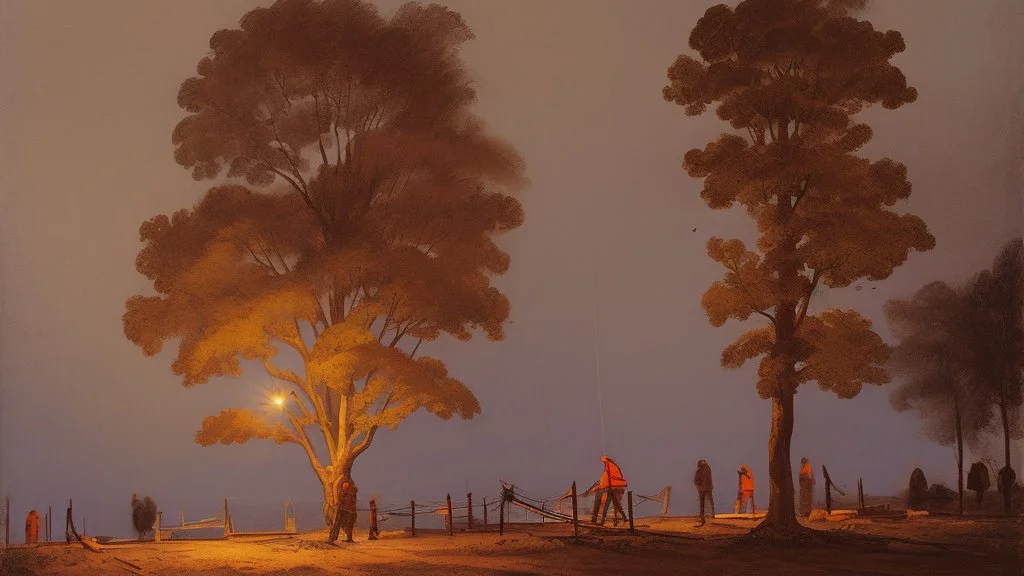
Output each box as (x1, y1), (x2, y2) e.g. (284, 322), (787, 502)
(584, 456), (628, 526)
(799, 458), (815, 516)
(25, 510), (40, 544)
(735, 465), (756, 514)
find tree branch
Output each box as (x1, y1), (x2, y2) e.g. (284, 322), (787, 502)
(792, 175), (811, 212)
(725, 258), (777, 326)
(282, 407), (326, 478)
(795, 268), (823, 330)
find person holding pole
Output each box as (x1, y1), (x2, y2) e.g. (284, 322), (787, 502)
(583, 456), (628, 526)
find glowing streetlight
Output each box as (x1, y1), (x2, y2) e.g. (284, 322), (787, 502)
(272, 395), (285, 408)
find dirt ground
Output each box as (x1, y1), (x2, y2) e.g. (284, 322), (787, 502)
(2, 516), (1021, 576)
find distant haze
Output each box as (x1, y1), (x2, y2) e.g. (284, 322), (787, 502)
(1, 0), (1022, 538)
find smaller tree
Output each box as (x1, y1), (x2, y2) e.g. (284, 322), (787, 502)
(963, 238), (1024, 513)
(886, 281), (993, 515)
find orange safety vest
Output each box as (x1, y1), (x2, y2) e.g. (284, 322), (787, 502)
(800, 462), (813, 481)
(740, 466), (755, 492)
(600, 459), (628, 489)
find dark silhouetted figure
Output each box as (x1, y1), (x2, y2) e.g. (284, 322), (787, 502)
(367, 498), (380, 541)
(909, 468), (929, 510)
(694, 459), (714, 525)
(967, 463), (991, 505)
(131, 495), (158, 541)
(998, 466), (1016, 512)
(799, 458), (815, 516)
(25, 510), (39, 544)
(329, 481), (358, 543)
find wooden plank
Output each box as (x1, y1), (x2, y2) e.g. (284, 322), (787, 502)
(78, 536), (104, 553)
(713, 513), (767, 519)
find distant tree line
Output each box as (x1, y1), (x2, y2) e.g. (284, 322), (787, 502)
(887, 238), (1024, 514)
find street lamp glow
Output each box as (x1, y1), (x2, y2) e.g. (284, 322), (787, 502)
(272, 395), (285, 408)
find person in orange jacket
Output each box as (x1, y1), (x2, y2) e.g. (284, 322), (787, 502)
(25, 510), (40, 544)
(736, 465), (756, 514)
(799, 458), (815, 516)
(584, 456), (628, 526)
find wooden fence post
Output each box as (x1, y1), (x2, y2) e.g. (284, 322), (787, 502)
(467, 493), (473, 529)
(857, 478), (865, 511)
(627, 491), (635, 533)
(155, 512), (162, 542)
(499, 491), (505, 536)
(47, 505), (52, 541)
(223, 499), (232, 537)
(446, 494), (454, 536)
(483, 497), (488, 529)
(571, 482), (579, 543)
(4, 496), (9, 547)
(541, 502), (545, 524)
(410, 500), (416, 537)
(661, 487), (672, 517)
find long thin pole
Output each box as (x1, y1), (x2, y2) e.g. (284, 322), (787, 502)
(446, 494), (454, 536)
(499, 492), (505, 536)
(483, 497), (488, 529)
(627, 491), (635, 533)
(410, 500), (416, 537)
(589, 268), (607, 456)
(571, 482), (579, 543)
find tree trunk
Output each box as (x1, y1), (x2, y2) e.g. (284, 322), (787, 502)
(999, 400), (1012, 513)
(322, 458), (356, 526)
(955, 397), (964, 516)
(763, 389), (799, 529)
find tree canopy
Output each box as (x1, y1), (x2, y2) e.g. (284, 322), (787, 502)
(887, 281), (993, 451)
(124, 0), (526, 515)
(663, 0), (934, 530)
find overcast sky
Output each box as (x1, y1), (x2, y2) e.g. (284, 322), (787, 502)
(1, 0), (1022, 538)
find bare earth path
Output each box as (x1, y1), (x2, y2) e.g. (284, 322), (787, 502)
(2, 517), (1021, 575)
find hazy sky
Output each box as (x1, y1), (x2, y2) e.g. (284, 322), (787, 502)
(1, 0), (1022, 538)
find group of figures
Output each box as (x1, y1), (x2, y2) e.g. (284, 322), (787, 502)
(691, 457), (836, 525)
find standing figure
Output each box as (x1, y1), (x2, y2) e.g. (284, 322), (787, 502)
(586, 456), (628, 526)
(736, 465), (756, 514)
(966, 462), (991, 505)
(908, 468), (928, 510)
(799, 458), (815, 516)
(25, 510), (40, 544)
(693, 459), (714, 525)
(329, 481), (358, 543)
(367, 498), (380, 540)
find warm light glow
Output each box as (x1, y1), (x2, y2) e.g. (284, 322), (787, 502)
(272, 395), (285, 407)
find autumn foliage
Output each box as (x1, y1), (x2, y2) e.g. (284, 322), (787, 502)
(124, 0), (525, 518)
(663, 0), (933, 530)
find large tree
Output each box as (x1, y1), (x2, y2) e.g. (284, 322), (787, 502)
(886, 281), (994, 515)
(124, 0), (525, 520)
(663, 0), (934, 532)
(963, 238), (1024, 512)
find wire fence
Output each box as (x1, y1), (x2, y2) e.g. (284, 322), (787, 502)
(0, 481), (673, 545)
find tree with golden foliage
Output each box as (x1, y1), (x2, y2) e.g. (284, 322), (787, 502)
(663, 0), (934, 532)
(124, 0), (525, 521)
